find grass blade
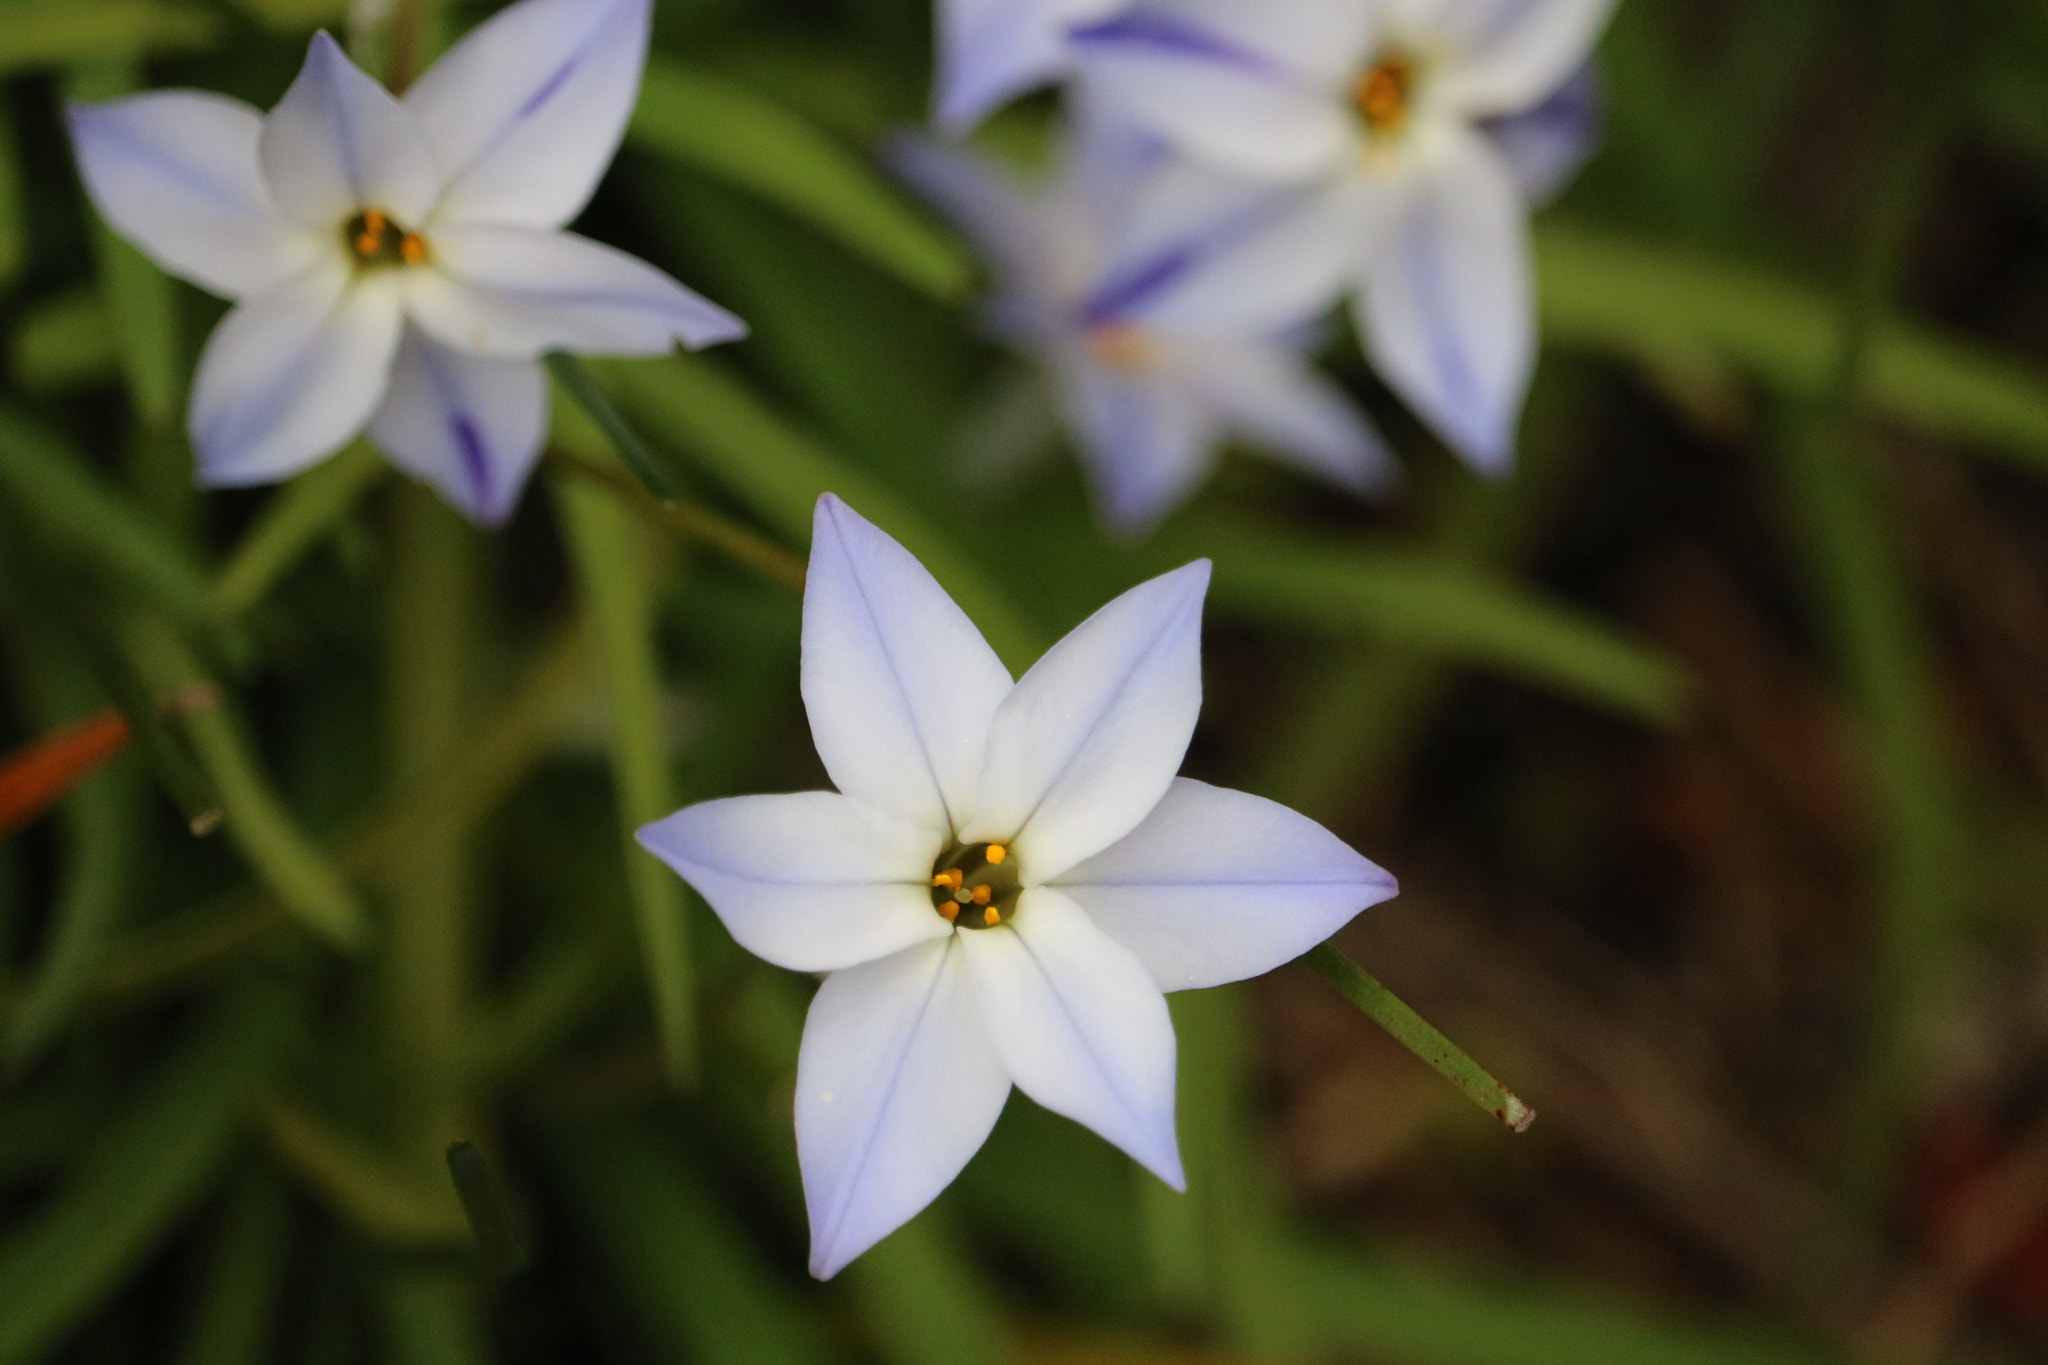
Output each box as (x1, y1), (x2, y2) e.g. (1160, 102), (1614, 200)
(602, 354), (1045, 670)
(631, 60), (971, 301)
(209, 442), (386, 620)
(552, 469), (698, 1086)
(0, 1), (217, 74)
(546, 352), (680, 502)
(0, 980), (290, 1363)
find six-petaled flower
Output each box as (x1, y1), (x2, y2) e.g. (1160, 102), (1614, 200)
(68, 0), (746, 525)
(638, 495), (1397, 1278)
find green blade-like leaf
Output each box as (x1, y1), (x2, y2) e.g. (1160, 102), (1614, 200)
(551, 1120), (833, 1365)
(550, 457), (698, 1088)
(630, 60), (972, 301)
(0, 403), (214, 628)
(1167, 518), (1692, 726)
(1298, 1246), (1837, 1365)
(1537, 222), (2048, 472)
(0, 981), (291, 1364)
(599, 354), (1047, 671)
(0, 1), (217, 73)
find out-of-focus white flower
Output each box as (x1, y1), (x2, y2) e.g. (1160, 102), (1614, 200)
(68, 0), (745, 525)
(1072, 0), (1614, 474)
(894, 124), (1392, 534)
(638, 495), (1396, 1278)
(935, 0), (1135, 132)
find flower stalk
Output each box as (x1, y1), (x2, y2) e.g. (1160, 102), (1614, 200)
(1303, 943), (1535, 1133)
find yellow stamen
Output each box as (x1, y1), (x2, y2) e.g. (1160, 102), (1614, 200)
(985, 844), (1007, 865)
(1353, 56), (1414, 136)
(983, 906), (1000, 927)
(1084, 323), (1156, 374)
(399, 232), (429, 266)
(939, 902), (959, 922)
(932, 869), (964, 890)
(970, 884), (992, 906)
(354, 210), (387, 258)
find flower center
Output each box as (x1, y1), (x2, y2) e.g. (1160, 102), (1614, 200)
(929, 842), (1019, 929)
(1352, 54), (1416, 137)
(1084, 322), (1157, 375)
(343, 209), (429, 268)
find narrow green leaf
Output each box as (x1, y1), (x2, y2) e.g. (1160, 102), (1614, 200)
(845, 1220), (1013, 1365)
(1304, 945), (1535, 1133)
(1296, 1245), (1838, 1365)
(601, 354), (1046, 671)
(444, 1143), (525, 1279)
(375, 1273), (487, 1365)
(208, 442), (387, 620)
(0, 981), (290, 1364)
(551, 468), (698, 1087)
(0, 1), (217, 73)
(630, 60), (972, 300)
(176, 1172), (291, 1365)
(6, 758), (136, 1072)
(551, 1121), (833, 1365)
(1537, 222), (2048, 474)
(1171, 518), (1691, 726)
(546, 351), (680, 500)
(125, 618), (369, 952)
(0, 403), (214, 628)
(0, 99), (24, 288)
(9, 289), (120, 395)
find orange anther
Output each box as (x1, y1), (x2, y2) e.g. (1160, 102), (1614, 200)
(970, 884), (992, 906)
(932, 869), (963, 890)
(938, 902), (959, 922)
(399, 233), (428, 265)
(354, 210), (387, 257)
(982, 906), (1001, 927)
(985, 844), (1007, 865)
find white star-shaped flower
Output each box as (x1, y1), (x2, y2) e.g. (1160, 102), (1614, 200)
(67, 0), (746, 525)
(893, 120), (1393, 535)
(638, 494), (1397, 1278)
(1071, 0), (1614, 473)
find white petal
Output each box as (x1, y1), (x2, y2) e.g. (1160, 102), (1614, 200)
(404, 224), (745, 359)
(66, 92), (314, 300)
(188, 260), (403, 486)
(1112, 172), (1369, 336)
(1358, 128), (1532, 475)
(1051, 350), (1214, 537)
(798, 938), (1009, 1279)
(801, 495), (1013, 833)
(1433, 0), (1618, 117)
(634, 792), (953, 974)
(957, 887), (1182, 1186)
(368, 326), (546, 526)
(1073, 12), (1355, 180)
(1177, 338), (1396, 496)
(965, 559), (1208, 879)
(1482, 62), (1600, 207)
(407, 0), (649, 229)
(1080, 0), (1377, 85)
(260, 31), (440, 230)
(935, 0), (1126, 132)
(1054, 778), (1397, 991)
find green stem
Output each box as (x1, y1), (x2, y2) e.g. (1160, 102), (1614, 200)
(209, 443), (386, 620)
(380, 484), (478, 1181)
(545, 447), (807, 592)
(546, 352), (682, 502)
(1303, 944), (1535, 1133)
(553, 472), (698, 1086)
